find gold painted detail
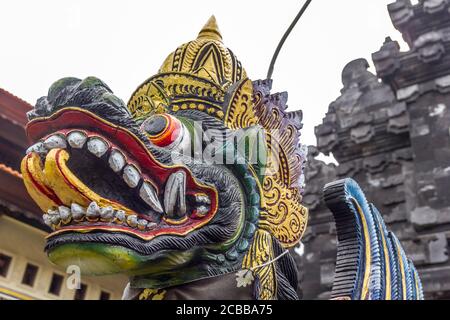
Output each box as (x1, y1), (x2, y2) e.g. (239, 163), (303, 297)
(351, 198), (372, 300)
(197, 15), (222, 41)
(255, 95), (304, 187)
(128, 81), (170, 120)
(413, 268), (421, 300)
(159, 15), (245, 85)
(259, 175), (308, 248)
(378, 219), (392, 300)
(21, 149), (133, 215)
(21, 153), (60, 213)
(127, 16), (249, 126)
(138, 288), (167, 300)
(242, 229), (276, 300)
(224, 78), (258, 129)
(254, 92), (308, 249)
(128, 73), (226, 119)
(396, 242), (407, 300)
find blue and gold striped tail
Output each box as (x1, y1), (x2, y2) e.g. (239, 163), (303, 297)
(324, 178), (424, 300)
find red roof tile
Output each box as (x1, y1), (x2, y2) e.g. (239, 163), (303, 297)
(0, 88), (33, 127)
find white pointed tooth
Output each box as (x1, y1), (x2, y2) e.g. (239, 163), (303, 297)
(71, 203), (86, 220)
(42, 214), (52, 227)
(196, 195), (211, 204)
(50, 216), (61, 224)
(48, 210), (61, 224)
(147, 222), (157, 230)
(100, 206), (114, 220)
(137, 219), (148, 230)
(67, 131), (87, 149)
(196, 206), (209, 216)
(87, 137), (108, 157)
(26, 142), (47, 155)
(44, 134), (67, 149)
(108, 150), (126, 173)
(139, 182), (163, 213)
(86, 201), (101, 218)
(122, 165), (141, 188)
(126, 215), (138, 227)
(58, 206), (71, 222)
(164, 171), (187, 219)
(115, 210), (126, 223)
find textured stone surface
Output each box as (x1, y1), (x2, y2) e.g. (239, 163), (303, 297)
(299, 0), (450, 300)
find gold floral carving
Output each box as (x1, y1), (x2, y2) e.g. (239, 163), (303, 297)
(260, 174), (308, 247)
(138, 288), (167, 300)
(224, 78), (258, 129)
(254, 94), (308, 249)
(242, 229), (277, 300)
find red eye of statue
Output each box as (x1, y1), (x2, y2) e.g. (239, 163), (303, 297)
(141, 114), (182, 147)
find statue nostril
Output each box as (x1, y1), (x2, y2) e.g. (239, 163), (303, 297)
(141, 114), (182, 147)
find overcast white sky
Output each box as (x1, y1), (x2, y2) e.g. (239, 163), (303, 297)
(0, 0), (408, 149)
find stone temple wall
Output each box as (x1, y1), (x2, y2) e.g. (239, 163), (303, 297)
(299, 0), (450, 299)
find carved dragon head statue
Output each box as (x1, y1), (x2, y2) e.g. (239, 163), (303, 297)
(21, 16), (308, 300)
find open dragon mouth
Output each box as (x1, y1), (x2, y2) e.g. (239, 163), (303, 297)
(21, 107), (218, 241)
